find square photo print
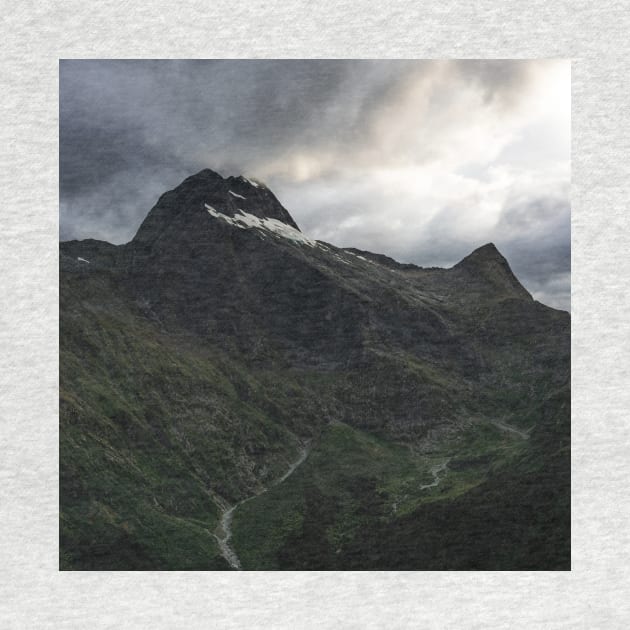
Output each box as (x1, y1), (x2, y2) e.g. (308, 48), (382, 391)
(59, 59), (570, 570)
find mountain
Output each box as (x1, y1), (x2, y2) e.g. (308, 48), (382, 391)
(60, 169), (570, 570)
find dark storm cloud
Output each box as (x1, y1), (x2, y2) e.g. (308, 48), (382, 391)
(61, 60), (396, 191)
(59, 59), (533, 227)
(60, 59), (570, 309)
(60, 59), (412, 241)
(492, 196), (571, 309)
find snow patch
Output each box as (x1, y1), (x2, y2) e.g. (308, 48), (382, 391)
(356, 255), (368, 262)
(333, 254), (352, 266)
(228, 190), (246, 199)
(205, 204), (316, 246)
(347, 252), (374, 264)
(240, 176), (261, 188)
(206, 205), (245, 229)
(77, 257), (90, 264)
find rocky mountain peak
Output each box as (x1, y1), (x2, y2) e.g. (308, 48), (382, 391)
(132, 169), (299, 247)
(462, 242), (502, 261)
(454, 242), (532, 300)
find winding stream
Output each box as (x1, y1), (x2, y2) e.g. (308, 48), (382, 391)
(419, 459), (450, 490)
(213, 442), (311, 570)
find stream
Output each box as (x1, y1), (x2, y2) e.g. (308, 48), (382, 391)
(419, 459), (450, 490)
(213, 442), (311, 570)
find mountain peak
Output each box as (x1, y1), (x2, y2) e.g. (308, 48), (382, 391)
(184, 167), (224, 181)
(454, 242), (509, 269)
(461, 242), (502, 261)
(179, 169), (268, 194)
(132, 169), (300, 246)
(454, 243), (532, 300)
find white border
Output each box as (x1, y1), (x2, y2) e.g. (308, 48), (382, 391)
(2, 1), (629, 627)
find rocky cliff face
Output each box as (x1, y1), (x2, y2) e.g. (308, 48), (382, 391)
(60, 169), (570, 570)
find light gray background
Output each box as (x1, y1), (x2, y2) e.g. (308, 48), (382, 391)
(1, 1), (629, 628)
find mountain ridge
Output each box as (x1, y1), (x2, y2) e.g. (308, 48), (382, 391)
(62, 177), (520, 283)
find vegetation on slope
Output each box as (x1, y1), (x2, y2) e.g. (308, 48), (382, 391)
(60, 273), (314, 569)
(61, 269), (569, 570)
(230, 413), (543, 570)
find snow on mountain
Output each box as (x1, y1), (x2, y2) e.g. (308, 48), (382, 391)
(205, 203), (317, 247)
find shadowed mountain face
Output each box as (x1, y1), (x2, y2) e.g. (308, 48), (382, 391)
(60, 169), (570, 570)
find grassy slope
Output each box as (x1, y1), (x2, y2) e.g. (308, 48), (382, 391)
(60, 274), (482, 569)
(343, 387), (570, 570)
(231, 418), (528, 570)
(61, 271), (569, 570)
(60, 273), (316, 569)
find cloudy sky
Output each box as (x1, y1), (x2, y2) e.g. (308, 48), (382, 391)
(60, 59), (570, 310)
